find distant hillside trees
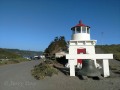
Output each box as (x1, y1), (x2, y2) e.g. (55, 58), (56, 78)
(44, 36), (67, 58)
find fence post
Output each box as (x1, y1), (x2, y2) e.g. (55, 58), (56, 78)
(103, 59), (110, 77)
(69, 59), (75, 76)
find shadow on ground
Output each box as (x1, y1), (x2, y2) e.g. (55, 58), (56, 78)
(53, 64), (116, 80)
(53, 65), (101, 80)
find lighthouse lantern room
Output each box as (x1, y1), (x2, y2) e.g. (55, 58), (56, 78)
(71, 20), (90, 40)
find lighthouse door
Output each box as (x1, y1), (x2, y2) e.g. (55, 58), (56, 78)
(77, 48), (86, 64)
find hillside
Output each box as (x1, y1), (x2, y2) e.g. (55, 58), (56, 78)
(0, 48), (43, 59)
(96, 44), (120, 61)
(45, 36), (67, 57)
(0, 48), (21, 59)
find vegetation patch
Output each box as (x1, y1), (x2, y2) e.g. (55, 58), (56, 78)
(44, 36), (67, 59)
(0, 58), (29, 66)
(31, 60), (58, 80)
(96, 44), (120, 61)
(109, 65), (118, 70)
(0, 48), (21, 59)
(0, 48), (31, 66)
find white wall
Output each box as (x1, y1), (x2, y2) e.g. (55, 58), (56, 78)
(68, 45), (96, 65)
(72, 33), (90, 40)
(69, 45), (95, 54)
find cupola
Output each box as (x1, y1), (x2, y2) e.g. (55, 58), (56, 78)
(71, 20), (90, 40)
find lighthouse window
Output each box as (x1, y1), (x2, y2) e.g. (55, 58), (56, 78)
(87, 30), (89, 33)
(87, 29), (89, 34)
(82, 27), (86, 33)
(76, 27), (80, 33)
(82, 29), (86, 33)
(87, 27), (90, 34)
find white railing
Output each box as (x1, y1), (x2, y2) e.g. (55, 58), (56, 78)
(66, 54), (113, 77)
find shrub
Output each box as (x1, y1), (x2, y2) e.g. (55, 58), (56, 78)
(31, 60), (58, 80)
(114, 53), (120, 61)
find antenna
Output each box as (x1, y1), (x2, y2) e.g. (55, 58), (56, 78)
(101, 32), (104, 46)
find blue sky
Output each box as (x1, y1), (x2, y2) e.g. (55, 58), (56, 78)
(0, 0), (120, 51)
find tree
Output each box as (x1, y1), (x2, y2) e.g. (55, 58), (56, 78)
(44, 36), (67, 58)
(54, 37), (59, 42)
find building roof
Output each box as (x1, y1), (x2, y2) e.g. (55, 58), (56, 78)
(71, 20), (90, 30)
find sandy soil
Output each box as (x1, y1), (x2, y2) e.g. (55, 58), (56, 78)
(0, 59), (120, 90)
(39, 59), (120, 90)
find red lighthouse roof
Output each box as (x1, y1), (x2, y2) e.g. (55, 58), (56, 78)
(76, 20), (86, 27)
(71, 20), (90, 30)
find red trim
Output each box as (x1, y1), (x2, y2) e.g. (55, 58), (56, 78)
(71, 20), (90, 30)
(75, 20), (86, 27)
(77, 48), (86, 54)
(77, 48), (86, 64)
(77, 59), (82, 64)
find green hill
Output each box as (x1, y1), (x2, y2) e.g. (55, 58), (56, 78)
(0, 48), (43, 59)
(96, 44), (120, 61)
(0, 48), (21, 59)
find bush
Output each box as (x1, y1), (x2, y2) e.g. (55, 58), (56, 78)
(31, 60), (58, 80)
(114, 53), (120, 61)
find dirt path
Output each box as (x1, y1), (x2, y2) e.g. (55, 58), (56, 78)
(0, 59), (120, 90)
(0, 60), (40, 90)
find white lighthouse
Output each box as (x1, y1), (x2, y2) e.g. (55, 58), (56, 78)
(69, 20), (97, 64)
(66, 20), (113, 77)
(67, 20), (97, 76)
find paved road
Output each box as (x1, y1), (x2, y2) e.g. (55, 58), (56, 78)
(0, 60), (41, 90)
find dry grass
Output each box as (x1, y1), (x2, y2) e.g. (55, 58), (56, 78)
(31, 60), (58, 80)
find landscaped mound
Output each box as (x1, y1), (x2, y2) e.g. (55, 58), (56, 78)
(31, 60), (58, 80)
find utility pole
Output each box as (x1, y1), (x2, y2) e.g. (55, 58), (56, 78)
(101, 32), (104, 46)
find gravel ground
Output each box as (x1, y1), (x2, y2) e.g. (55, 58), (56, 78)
(0, 58), (120, 90)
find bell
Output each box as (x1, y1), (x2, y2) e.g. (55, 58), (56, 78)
(78, 59), (101, 77)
